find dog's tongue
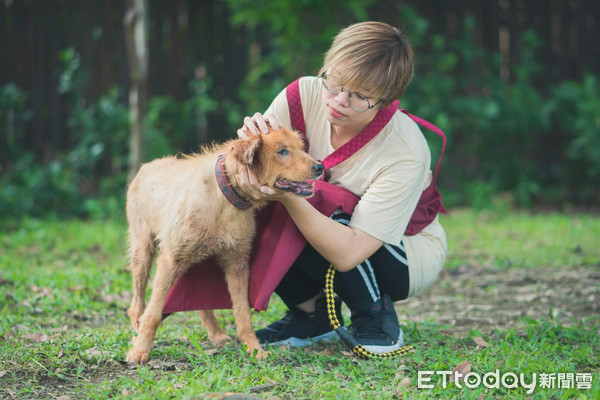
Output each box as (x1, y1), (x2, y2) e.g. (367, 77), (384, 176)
(274, 178), (314, 197)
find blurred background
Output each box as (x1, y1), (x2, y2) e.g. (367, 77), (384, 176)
(1, 0), (598, 219)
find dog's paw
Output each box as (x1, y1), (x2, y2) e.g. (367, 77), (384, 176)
(247, 345), (269, 360)
(209, 332), (232, 346)
(126, 348), (149, 365)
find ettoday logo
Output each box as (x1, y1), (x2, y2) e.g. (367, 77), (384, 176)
(417, 370), (594, 393)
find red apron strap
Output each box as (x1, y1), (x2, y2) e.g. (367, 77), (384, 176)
(285, 80), (446, 180)
(400, 109), (446, 181)
(322, 100), (399, 171)
(286, 79), (398, 170)
(286, 79), (306, 135)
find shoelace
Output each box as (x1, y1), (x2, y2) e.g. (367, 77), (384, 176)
(325, 264), (415, 359)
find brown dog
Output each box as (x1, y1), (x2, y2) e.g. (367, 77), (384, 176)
(125, 127), (324, 364)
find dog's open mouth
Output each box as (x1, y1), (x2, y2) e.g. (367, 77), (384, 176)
(274, 178), (315, 197)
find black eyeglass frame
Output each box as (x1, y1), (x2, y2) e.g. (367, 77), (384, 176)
(320, 72), (383, 112)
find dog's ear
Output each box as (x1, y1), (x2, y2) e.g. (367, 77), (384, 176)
(232, 136), (263, 166)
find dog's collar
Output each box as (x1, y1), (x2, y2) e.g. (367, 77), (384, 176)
(215, 153), (253, 210)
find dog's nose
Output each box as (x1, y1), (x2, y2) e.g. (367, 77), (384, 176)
(312, 163), (325, 177)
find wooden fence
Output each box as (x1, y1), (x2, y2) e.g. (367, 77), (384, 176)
(1, 0), (598, 165)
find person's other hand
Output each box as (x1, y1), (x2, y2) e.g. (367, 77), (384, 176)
(236, 165), (289, 202)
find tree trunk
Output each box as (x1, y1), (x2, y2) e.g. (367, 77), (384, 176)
(124, 0), (149, 183)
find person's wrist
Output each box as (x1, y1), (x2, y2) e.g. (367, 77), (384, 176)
(279, 191), (300, 206)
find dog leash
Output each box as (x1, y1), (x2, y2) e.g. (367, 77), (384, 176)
(324, 264), (414, 359)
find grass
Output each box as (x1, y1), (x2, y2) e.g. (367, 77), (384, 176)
(0, 208), (599, 399)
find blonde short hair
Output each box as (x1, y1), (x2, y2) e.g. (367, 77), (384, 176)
(318, 21), (414, 108)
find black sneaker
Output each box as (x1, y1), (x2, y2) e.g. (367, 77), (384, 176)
(349, 294), (404, 353)
(255, 297), (344, 346)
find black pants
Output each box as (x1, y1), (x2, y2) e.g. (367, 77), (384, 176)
(275, 213), (410, 316)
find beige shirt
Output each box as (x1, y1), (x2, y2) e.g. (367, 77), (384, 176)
(266, 77), (446, 297)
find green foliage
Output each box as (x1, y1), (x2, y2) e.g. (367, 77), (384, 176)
(399, 12), (599, 208)
(0, 87), (129, 219)
(145, 76), (219, 158)
(223, 0), (375, 113)
(2, 8), (600, 217)
(545, 74), (600, 201)
(0, 49), (130, 219)
(0, 83), (32, 165)
(1, 49), (223, 219)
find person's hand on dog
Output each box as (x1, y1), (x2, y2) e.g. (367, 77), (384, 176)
(236, 112), (291, 202)
(236, 165), (290, 202)
(237, 112), (280, 139)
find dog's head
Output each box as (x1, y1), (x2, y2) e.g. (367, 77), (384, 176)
(230, 127), (324, 197)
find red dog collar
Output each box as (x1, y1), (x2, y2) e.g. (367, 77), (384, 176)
(215, 153), (253, 210)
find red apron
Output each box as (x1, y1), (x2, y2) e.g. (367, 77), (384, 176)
(162, 78), (446, 314)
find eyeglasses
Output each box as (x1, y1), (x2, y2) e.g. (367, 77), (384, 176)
(320, 73), (382, 112)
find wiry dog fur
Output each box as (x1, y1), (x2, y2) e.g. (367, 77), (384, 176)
(125, 127), (323, 364)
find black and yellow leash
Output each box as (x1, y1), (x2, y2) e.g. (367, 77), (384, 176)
(324, 264), (414, 359)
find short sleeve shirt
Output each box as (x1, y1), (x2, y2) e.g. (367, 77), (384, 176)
(265, 76), (447, 297)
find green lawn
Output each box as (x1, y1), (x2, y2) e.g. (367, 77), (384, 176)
(0, 209), (598, 399)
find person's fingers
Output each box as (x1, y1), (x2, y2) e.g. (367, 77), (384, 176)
(237, 126), (250, 140)
(235, 164), (247, 185)
(236, 165), (263, 200)
(264, 113), (280, 131)
(238, 112), (281, 140)
(246, 166), (260, 187)
(253, 112), (269, 134)
(260, 186), (276, 195)
(243, 116), (260, 136)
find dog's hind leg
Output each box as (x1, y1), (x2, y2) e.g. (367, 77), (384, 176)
(126, 252), (184, 364)
(199, 310), (231, 345)
(219, 253), (268, 360)
(127, 227), (155, 333)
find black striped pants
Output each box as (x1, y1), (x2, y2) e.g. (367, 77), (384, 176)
(275, 213), (410, 315)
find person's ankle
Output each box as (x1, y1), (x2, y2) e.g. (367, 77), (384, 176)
(294, 292), (325, 314)
(350, 298), (382, 319)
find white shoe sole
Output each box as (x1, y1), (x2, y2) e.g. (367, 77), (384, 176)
(265, 329), (339, 347)
(360, 329), (404, 353)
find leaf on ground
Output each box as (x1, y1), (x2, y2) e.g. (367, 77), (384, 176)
(101, 292), (131, 304)
(84, 347), (111, 358)
(23, 333), (49, 342)
(201, 348), (221, 356)
(0, 371), (6, 378)
(30, 285), (52, 296)
(248, 383), (278, 392)
(48, 325), (69, 333)
(399, 377), (411, 387)
(217, 392), (261, 399)
(318, 348), (337, 356)
(473, 336), (489, 349)
(450, 360), (471, 383)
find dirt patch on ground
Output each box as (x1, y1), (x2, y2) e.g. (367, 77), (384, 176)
(397, 264), (600, 336)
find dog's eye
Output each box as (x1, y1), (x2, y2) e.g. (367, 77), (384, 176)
(277, 148), (289, 156)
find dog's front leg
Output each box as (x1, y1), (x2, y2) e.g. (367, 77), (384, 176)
(220, 254), (268, 360)
(126, 253), (184, 364)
